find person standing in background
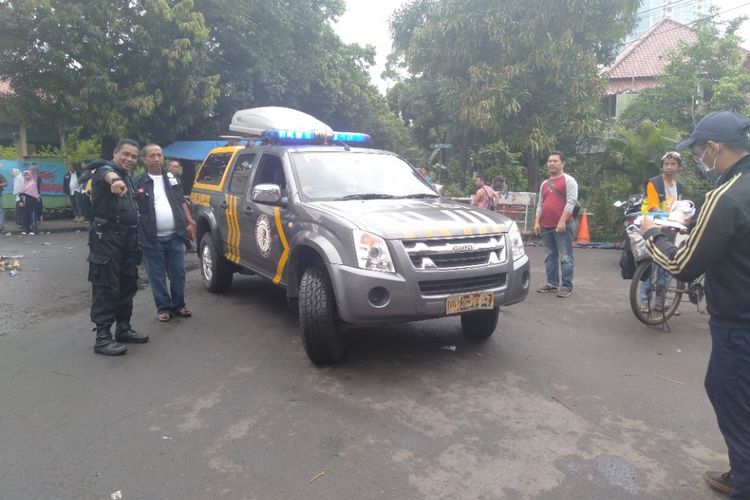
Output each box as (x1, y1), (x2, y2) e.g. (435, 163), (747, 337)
(79, 161), (94, 221)
(11, 168), (23, 226)
(419, 166), (433, 186)
(30, 163), (43, 223)
(135, 144), (196, 322)
(18, 166), (40, 235)
(63, 163), (85, 222)
(167, 159), (183, 178)
(0, 170), (6, 232)
(471, 175), (499, 210)
(533, 151), (579, 298)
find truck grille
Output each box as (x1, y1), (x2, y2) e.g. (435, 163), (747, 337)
(403, 235), (506, 270)
(418, 273), (506, 296)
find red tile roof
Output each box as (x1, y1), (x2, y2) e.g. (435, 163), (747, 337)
(606, 18), (698, 81)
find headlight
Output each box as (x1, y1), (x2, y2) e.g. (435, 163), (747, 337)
(507, 222), (525, 260)
(353, 230), (395, 273)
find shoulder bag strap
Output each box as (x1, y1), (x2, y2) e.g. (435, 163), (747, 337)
(546, 179), (566, 202)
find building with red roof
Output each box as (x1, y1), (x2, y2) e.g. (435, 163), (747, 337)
(604, 18), (699, 117)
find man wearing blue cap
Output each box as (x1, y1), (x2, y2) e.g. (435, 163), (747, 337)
(641, 111), (750, 498)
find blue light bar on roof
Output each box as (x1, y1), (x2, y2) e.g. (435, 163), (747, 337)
(262, 129), (319, 143)
(332, 131), (371, 143)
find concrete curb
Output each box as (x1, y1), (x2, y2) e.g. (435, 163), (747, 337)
(2, 221), (88, 236)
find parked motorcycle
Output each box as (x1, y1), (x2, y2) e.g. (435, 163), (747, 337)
(613, 194), (644, 279)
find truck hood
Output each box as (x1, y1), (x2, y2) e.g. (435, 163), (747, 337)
(309, 198), (513, 240)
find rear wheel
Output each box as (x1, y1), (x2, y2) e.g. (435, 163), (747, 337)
(461, 307), (500, 340)
(299, 265), (347, 365)
(199, 233), (233, 293)
(629, 260), (682, 326)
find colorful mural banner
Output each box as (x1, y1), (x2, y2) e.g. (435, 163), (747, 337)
(0, 159), (67, 196)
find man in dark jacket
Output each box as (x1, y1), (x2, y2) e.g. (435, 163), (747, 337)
(134, 144), (196, 322)
(88, 139), (149, 356)
(641, 111), (750, 498)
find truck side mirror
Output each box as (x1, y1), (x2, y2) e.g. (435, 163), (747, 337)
(252, 184), (282, 204)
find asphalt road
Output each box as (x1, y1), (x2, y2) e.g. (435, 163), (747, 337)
(0, 232), (726, 500)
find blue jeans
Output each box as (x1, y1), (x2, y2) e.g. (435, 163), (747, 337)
(541, 222), (574, 290)
(142, 233), (187, 314)
(70, 192), (83, 218)
(0, 192), (4, 228)
(705, 325), (750, 499)
(639, 262), (670, 306)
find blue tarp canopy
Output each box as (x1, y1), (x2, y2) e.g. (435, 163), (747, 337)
(163, 140), (228, 161)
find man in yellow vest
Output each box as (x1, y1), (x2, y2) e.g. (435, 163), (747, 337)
(642, 151), (685, 214)
(637, 151), (685, 313)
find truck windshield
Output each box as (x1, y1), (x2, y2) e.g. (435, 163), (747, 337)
(290, 151), (437, 201)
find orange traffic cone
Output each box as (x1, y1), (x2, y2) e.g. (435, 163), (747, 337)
(576, 211), (590, 244)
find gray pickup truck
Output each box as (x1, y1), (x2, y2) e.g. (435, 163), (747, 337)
(190, 107), (530, 364)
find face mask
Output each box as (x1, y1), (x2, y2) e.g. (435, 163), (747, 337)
(696, 145), (719, 174)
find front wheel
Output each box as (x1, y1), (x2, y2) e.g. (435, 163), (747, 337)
(299, 265), (347, 365)
(629, 260), (682, 326)
(461, 307), (500, 340)
(199, 233), (233, 293)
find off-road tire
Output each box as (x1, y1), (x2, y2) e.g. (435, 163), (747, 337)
(461, 307), (500, 340)
(299, 265), (346, 365)
(199, 233), (233, 293)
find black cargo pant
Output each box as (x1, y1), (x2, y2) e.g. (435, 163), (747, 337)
(706, 325), (750, 499)
(88, 226), (140, 330)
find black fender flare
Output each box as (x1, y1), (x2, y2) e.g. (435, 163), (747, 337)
(286, 230), (344, 299)
(195, 208), (224, 253)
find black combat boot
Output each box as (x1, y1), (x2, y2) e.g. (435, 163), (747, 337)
(115, 322), (149, 344)
(94, 327), (128, 356)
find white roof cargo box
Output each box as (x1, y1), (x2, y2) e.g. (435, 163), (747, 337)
(229, 107), (332, 137)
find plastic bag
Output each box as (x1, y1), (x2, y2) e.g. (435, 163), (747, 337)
(627, 225), (648, 261)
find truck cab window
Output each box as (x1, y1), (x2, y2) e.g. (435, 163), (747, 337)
(228, 153), (255, 195)
(197, 153), (233, 185)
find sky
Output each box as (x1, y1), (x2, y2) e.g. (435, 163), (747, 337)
(333, 0), (406, 93)
(333, 0), (750, 94)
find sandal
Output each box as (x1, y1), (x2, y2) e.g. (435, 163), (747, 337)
(158, 312), (172, 322)
(175, 307), (192, 318)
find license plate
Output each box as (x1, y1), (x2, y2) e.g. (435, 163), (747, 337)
(446, 292), (494, 315)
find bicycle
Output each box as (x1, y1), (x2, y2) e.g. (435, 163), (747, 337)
(629, 257), (706, 327)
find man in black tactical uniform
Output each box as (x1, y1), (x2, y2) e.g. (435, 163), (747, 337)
(88, 139), (149, 355)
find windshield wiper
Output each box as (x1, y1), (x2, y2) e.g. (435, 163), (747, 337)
(402, 193), (439, 199)
(338, 193), (397, 200)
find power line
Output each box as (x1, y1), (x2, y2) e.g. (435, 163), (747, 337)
(635, 0), (702, 20)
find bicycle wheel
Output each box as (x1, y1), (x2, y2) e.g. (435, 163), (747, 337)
(629, 260), (682, 326)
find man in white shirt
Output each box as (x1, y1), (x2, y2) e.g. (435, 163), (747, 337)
(135, 144), (196, 322)
(64, 163), (85, 222)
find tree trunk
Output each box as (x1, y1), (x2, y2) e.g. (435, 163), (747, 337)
(101, 137), (117, 160)
(526, 151), (540, 194)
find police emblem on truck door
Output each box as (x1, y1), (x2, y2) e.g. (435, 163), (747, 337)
(255, 214), (273, 258)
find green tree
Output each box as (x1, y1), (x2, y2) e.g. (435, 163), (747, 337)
(597, 120), (683, 191)
(0, 0), (219, 154)
(620, 18), (750, 131)
(188, 0), (416, 155)
(388, 0), (638, 191)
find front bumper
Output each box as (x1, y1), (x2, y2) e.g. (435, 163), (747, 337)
(330, 254), (530, 324)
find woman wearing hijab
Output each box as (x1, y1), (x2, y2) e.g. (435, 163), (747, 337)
(18, 166), (40, 235)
